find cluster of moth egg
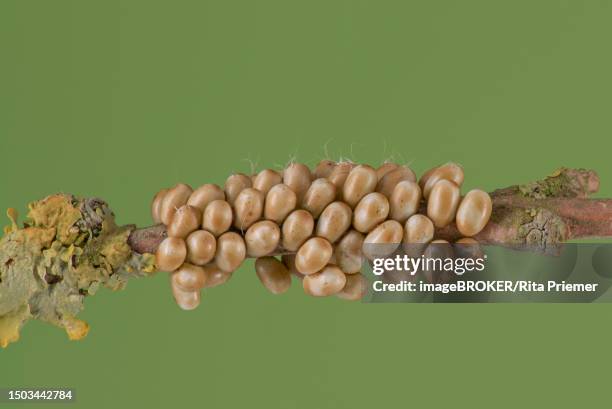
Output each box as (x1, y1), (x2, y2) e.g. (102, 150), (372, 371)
(151, 161), (492, 310)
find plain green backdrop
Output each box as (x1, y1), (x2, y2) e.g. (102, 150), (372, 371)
(1, 1), (611, 408)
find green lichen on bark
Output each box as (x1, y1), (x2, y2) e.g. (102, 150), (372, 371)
(518, 168), (597, 199)
(0, 194), (155, 348)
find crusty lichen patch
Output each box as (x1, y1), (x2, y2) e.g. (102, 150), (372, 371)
(519, 168), (597, 199)
(0, 194), (156, 348)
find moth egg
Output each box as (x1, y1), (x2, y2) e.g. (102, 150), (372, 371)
(156, 237), (187, 272)
(255, 257), (292, 295)
(295, 237), (333, 275)
(245, 220), (281, 257)
(264, 184), (297, 224)
(426, 179), (461, 228)
(303, 265), (347, 297)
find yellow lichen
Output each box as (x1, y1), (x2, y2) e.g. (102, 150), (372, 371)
(27, 195), (82, 245)
(0, 304), (31, 348)
(62, 316), (90, 341)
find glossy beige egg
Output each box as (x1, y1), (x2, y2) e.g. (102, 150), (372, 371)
(335, 230), (364, 274)
(187, 184), (225, 212)
(352, 192), (389, 233)
(295, 237), (333, 275)
(224, 173), (252, 205)
(426, 179), (461, 228)
(403, 214), (435, 244)
(389, 180), (421, 223)
(151, 188), (169, 224)
(156, 237), (187, 272)
(253, 169), (282, 195)
(202, 263), (233, 288)
(327, 161), (354, 198)
(202, 199), (233, 236)
(245, 220), (281, 257)
(282, 162), (312, 202)
(264, 184), (297, 223)
(362, 220), (403, 259)
(343, 165), (378, 208)
(171, 263), (207, 291)
(455, 189), (492, 237)
(167, 205), (202, 238)
(160, 183), (193, 225)
(302, 178), (336, 218)
(376, 162), (399, 181)
(303, 265), (346, 297)
(185, 230), (216, 266)
(214, 232), (246, 273)
(281, 254), (305, 280)
(336, 273), (367, 301)
(376, 166), (416, 198)
(171, 283), (200, 311)
(313, 159), (336, 179)
(454, 237), (484, 260)
(316, 201), (352, 243)
(420, 162), (464, 199)
(281, 209), (314, 251)
(255, 257), (292, 294)
(233, 188), (264, 230)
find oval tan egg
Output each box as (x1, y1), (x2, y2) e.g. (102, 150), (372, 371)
(171, 283), (200, 311)
(282, 162), (312, 202)
(314, 159), (336, 179)
(295, 237), (333, 275)
(151, 188), (168, 224)
(342, 165), (378, 208)
(245, 220), (281, 257)
(421, 162), (464, 199)
(376, 162), (399, 181)
(224, 173), (252, 205)
(156, 237), (187, 272)
(202, 199), (233, 236)
(362, 220), (403, 260)
(336, 273), (367, 301)
(427, 179), (461, 228)
(202, 263), (233, 288)
(264, 184), (297, 223)
(455, 189), (492, 237)
(335, 230), (364, 274)
(281, 210), (314, 251)
(327, 161), (354, 199)
(281, 254), (305, 280)
(255, 257), (292, 295)
(389, 180), (421, 223)
(423, 239), (455, 283)
(185, 230), (216, 266)
(233, 188), (264, 230)
(316, 201), (352, 243)
(301, 178), (336, 218)
(376, 166), (417, 198)
(171, 263), (207, 291)
(454, 237), (484, 260)
(303, 265), (347, 297)
(160, 183), (193, 225)
(167, 205), (202, 238)
(187, 184), (225, 212)
(402, 214), (434, 257)
(403, 214), (435, 244)
(214, 232), (246, 273)
(253, 169), (282, 195)
(353, 192), (389, 233)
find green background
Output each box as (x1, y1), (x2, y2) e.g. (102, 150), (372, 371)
(1, 1), (611, 407)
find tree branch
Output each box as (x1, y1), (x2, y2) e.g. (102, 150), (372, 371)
(1, 167), (611, 348)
